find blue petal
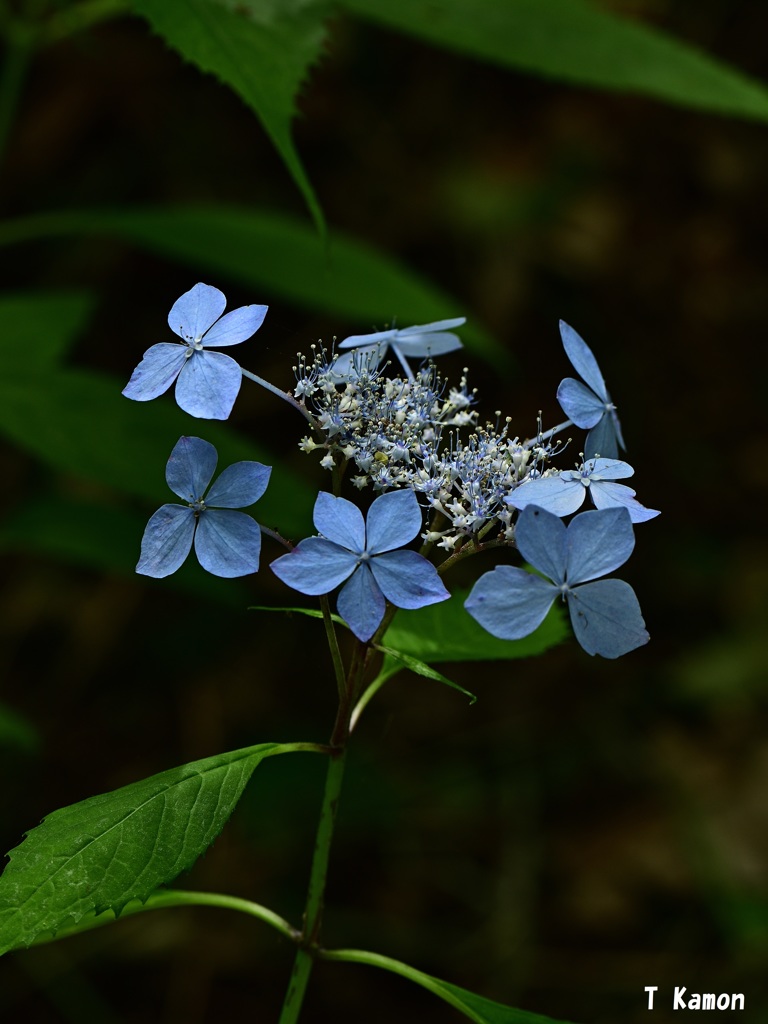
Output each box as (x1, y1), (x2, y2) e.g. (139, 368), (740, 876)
(194, 509), (262, 577)
(122, 343), (187, 402)
(202, 304), (268, 347)
(136, 504), (195, 578)
(313, 492), (366, 552)
(175, 350), (242, 420)
(590, 481), (660, 523)
(513, 506), (567, 584)
(396, 318), (466, 335)
(205, 461), (271, 508)
(366, 489), (422, 553)
(559, 321), (608, 401)
(168, 283), (226, 342)
(393, 332), (464, 357)
(556, 377), (605, 429)
(584, 408), (623, 460)
(270, 536), (358, 595)
(567, 579), (649, 658)
(338, 329), (397, 350)
(564, 507), (635, 585)
(165, 436), (218, 502)
(586, 458), (633, 480)
(506, 476), (585, 517)
(337, 563), (386, 641)
(464, 565), (557, 640)
(369, 549), (449, 608)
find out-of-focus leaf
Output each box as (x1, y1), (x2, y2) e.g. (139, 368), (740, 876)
(0, 369), (314, 535)
(0, 703), (40, 756)
(384, 586), (567, 663)
(0, 207), (501, 363)
(341, 0), (768, 122)
(129, 0), (328, 231)
(0, 496), (251, 604)
(0, 743), (316, 954)
(0, 290), (94, 368)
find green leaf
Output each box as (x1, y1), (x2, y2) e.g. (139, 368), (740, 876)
(0, 742), (317, 954)
(0, 207), (502, 363)
(129, 0), (328, 231)
(250, 604), (346, 625)
(384, 586), (567, 664)
(374, 644), (476, 703)
(322, 947), (576, 1023)
(341, 0), (768, 122)
(0, 368), (314, 535)
(0, 290), (94, 368)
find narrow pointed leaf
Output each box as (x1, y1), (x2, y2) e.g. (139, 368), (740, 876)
(374, 645), (476, 704)
(323, 947), (577, 1023)
(0, 743), (309, 955)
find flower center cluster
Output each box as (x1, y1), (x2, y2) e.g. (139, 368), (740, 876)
(292, 349), (562, 551)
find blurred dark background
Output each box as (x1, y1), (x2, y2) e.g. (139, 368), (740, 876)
(1, 2), (768, 1022)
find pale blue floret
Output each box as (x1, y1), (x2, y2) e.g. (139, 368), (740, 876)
(465, 505), (649, 658)
(333, 318), (466, 381)
(507, 458), (659, 523)
(556, 321), (625, 459)
(123, 282), (268, 420)
(270, 489), (450, 641)
(137, 436), (271, 578)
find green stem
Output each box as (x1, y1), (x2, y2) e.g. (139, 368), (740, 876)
(278, 746), (348, 1024)
(30, 890), (300, 947)
(278, 636), (373, 1023)
(320, 594), (346, 701)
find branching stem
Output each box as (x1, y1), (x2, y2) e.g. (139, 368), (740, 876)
(240, 367), (316, 424)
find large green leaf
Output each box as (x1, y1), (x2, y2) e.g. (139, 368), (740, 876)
(0, 368), (314, 535)
(0, 743), (317, 954)
(0, 207), (501, 362)
(323, 947), (576, 1023)
(129, 0), (328, 231)
(0, 290), (94, 368)
(341, 0), (768, 122)
(384, 586), (566, 664)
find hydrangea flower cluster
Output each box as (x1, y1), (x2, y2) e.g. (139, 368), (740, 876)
(124, 284), (657, 656)
(292, 350), (569, 549)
